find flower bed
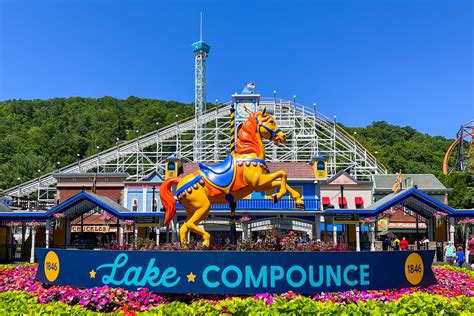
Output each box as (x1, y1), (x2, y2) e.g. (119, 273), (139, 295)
(0, 264), (472, 314)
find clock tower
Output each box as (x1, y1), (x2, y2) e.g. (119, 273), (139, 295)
(232, 93), (261, 122)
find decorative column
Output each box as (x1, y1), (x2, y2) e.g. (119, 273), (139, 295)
(242, 222), (249, 240)
(122, 188), (128, 208)
(133, 224), (138, 247)
(45, 220), (50, 249)
(118, 225), (123, 246)
(156, 226), (160, 246)
(355, 224), (361, 251)
(314, 215), (321, 240)
(142, 188), (147, 212)
(332, 224), (338, 246)
(370, 222), (376, 251)
(172, 218), (179, 242)
(464, 224), (470, 261)
(449, 219), (455, 243)
(65, 219), (71, 245)
(30, 227), (36, 264)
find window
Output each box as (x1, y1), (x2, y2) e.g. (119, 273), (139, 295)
(316, 161), (325, 171)
(355, 197), (364, 209)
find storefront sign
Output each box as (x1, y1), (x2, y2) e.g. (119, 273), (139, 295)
(71, 225), (110, 233)
(334, 214), (359, 224)
(35, 249), (436, 294)
(135, 217), (161, 226)
(389, 222), (427, 229)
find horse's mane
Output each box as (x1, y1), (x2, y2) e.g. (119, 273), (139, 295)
(235, 113), (263, 157)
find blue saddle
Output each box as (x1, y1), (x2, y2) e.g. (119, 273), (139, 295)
(198, 154), (235, 189)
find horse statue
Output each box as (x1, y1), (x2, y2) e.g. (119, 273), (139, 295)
(160, 109), (305, 247)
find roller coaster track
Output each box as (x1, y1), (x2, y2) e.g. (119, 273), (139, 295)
(3, 98), (387, 198)
(443, 120), (474, 175)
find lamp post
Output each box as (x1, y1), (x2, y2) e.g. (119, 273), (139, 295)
(76, 153), (81, 172)
(340, 185), (344, 209)
(96, 146), (100, 173)
(17, 177), (21, 207)
(272, 90), (277, 115)
(37, 169), (41, 205)
(152, 186), (156, 212)
(175, 115), (179, 154)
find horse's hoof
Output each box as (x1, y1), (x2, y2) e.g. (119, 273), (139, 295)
(272, 194), (279, 204)
(296, 203), (305, 210)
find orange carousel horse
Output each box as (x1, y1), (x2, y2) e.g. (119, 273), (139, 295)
(160, 109), (305, 247)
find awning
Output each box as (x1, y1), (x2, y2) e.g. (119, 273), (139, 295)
(322, 197), (330, 205)
(338, 197), (347, 205)
(355, 197), (364, 205)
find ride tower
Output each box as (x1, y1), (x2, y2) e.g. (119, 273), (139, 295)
(192, 13), (210, 162)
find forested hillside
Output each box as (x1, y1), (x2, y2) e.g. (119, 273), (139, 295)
(346, 122), (473, 208)
(0, 97), (193, 189)
(0, 97), (472, 208)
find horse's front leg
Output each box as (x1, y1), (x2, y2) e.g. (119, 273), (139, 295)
(257, 180), (305, 209)
(256, 171), (287, 203)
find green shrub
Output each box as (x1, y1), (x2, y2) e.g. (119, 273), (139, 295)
(0, 291), (101, 315)
(143, 293), (474, 315)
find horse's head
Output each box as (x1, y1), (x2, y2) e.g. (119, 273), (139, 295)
(256, 108), (286, 145)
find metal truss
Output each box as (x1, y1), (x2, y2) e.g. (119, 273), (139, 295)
(194, 50), (207, 162)
(3, 98), (387, 204)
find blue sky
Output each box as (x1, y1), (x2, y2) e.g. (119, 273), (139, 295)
(0, 0), (471, 137)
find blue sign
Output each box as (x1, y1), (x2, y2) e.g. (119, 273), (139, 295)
(35, 249), (436, 294)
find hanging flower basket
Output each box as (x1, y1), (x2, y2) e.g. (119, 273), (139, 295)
(99, 213), (113, 227)
(27, 221), (43, 231)
(119, 220), (134, 230)
(434, 211), (448, 227)
(6, 221), (23, 229)
(457, 218), (474, 225)
(360, 217), (375, 224)
(381, 208), (397, 219)
(53, 213), (65, 229)
(239, 216), (251, 223)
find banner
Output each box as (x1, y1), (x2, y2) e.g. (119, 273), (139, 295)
(35, 249), (436, 294)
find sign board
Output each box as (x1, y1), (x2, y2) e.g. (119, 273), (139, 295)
(35, 249), (436, 294)
(135, 217), (161, 227)
(377, 218), (389, 232)
(334, 214), (359, 224)
(71, 225), (110, 233)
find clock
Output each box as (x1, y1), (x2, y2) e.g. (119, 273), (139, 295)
(236, 100), (256, 119)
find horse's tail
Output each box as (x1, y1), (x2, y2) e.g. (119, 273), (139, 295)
(160, 177), (181, 225)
